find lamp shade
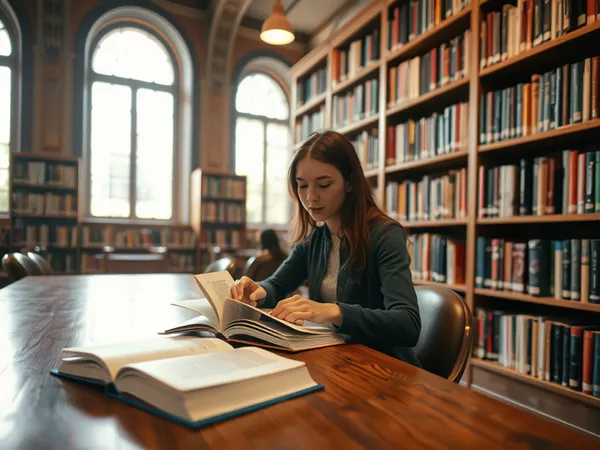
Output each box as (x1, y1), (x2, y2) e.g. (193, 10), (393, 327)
(261, 0), (295, 46)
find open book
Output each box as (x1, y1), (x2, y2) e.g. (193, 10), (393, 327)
(51, 335), (322, 428)
(161, 271), (346, 351)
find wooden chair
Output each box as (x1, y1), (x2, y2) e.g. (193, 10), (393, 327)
(204, 256), (235, 276)
(26, 252), (55, 275)
(2, 253), (43, 281)
(413, 285), (473, 383)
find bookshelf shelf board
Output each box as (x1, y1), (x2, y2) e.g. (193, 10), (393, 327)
(385, 150), (468, 174)
(295, 92), (327, 117)
(480, 22), (600, 81)
(386, 7), (471, 63)
(470, 358), (600, 409)
(336, 114), (379, 135)
(12, 182), (77, 191)
(474, 288), (600, 313)
(478, 119), (600, 154)
(477, 214), (600, 225)
(363, 168), (380, 178)
(332, 61), (381, 95)
(12, 214), (78, 220)
(202, 196), (245, 202)
(386, 77), (469, 119)
(413, 279), (467, 292)
(402, 218), (468, 228)
(12, 153), (79, 163)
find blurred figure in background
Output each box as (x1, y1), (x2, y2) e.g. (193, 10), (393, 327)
(244, 229), (288, 281)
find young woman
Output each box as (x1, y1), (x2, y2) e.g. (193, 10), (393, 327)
(244, 229), (288, 281)
(231, 131), (421, 366)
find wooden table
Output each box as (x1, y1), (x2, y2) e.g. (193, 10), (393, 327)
(0, 274), (598, 449)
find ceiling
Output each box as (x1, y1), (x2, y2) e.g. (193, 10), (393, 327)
(244, 0), (350, 36)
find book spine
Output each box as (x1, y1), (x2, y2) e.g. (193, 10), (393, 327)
(569, 327), (582, 390)
(590, 239), (600, 304)
(585, 152), (595, 213)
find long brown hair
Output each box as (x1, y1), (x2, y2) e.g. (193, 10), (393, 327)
(288, 131), (391, 277)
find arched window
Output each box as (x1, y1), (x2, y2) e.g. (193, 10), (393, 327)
(0, 16), (14, 213)
(87, 25), (177, 220)
(235, 73), (290, 225)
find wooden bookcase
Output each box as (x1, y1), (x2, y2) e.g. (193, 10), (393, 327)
(190, 168), (247, 271)
(290, 0), (600, 435)
(3, 153), (197, 276)
(9, 153), (79, 274)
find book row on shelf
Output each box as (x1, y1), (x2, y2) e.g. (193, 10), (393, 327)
(294, 105), (326, 144)
(386, 168), (468, 220)
(332, 29), (381, 85)
(202, 177), (245, 200)
(480, 56), (599, 145)
(12, 193), (77, 217)
(81, 226), (197, 249)
(296, 66), (327, 107)
(388, 29), (470, 104)
(201, 202), (244, 224)
(478, 149), (600, 218)
(386, 102), (468, 165)
(15, 224), (77, 248)
(351, 128), (380, 171)
(407, 233), (466, 285)
(12, 161), (77, 188)
(332, 78), (380, 129)
(199, 228), (244, 250)
(387, 0), (471, 51)
(476, 237), (600, 304)
(480, 0), (600, 70)
(474, 307), (600, 398)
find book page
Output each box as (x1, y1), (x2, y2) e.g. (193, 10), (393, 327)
(222, 298), (336, 335)
(117, 347), (305, 392)
(170, 298), (219, 327)
(193, 271), (236, 327)
(63, 336), (233, 381)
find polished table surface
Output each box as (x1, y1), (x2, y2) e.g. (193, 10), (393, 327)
(0, 274), (598, 449)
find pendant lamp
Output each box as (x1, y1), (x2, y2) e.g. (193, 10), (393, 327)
(261, 0), (295, 45)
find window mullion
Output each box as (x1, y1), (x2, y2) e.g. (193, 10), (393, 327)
(130, 87), (137, 219)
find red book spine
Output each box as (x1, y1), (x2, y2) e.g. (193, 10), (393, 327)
(582, 330), (595, 395)
(478, 165), (486, 217)
(546, 157), (556, 214)
(568, 150), (579, 214)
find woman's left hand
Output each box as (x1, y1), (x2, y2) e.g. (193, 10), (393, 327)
(270, 295), (342, 326)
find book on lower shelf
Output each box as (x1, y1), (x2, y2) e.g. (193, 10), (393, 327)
(473, 307), (600, 398)
(476, 237), (600, 303)
(407, 233), (466, 285)
(51, 335), (322, 428)
(161, 271), (347, 351)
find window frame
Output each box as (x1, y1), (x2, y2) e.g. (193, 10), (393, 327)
(85, 21), (181, 222)
(0, 10), (16, 215)
(234, 70), (291, 226)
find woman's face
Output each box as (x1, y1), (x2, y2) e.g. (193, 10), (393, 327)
(295, 156), (347, 223)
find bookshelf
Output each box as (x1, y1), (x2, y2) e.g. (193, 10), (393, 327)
(190, 169), (247, 271)
(290, 0), (600, 435)
(9, 153), (79, 275)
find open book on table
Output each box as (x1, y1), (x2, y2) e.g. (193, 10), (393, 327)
(160, 270), (346, 352)
(51, 335), (322, 428)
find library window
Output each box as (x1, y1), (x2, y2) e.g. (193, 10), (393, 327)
(0, 17), (13, 213)
(235, 73), (290, 225)
(87, 25), (177, 220)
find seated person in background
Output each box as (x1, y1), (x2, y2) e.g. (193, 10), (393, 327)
(231, 131), (422, 367)
(244, 229), (288, 281)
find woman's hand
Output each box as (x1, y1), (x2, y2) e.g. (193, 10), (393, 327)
(229, 276), (266, 307)
(270, 295), (342, 326)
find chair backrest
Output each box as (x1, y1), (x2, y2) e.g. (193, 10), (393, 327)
(243, 256), (256, 273)
(2, 253), (43, 281)
(26, 252), (54, 275)
(244, 255), (283, 281)
(413, 285), (473, 383)
(204, 257), (235, 275)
